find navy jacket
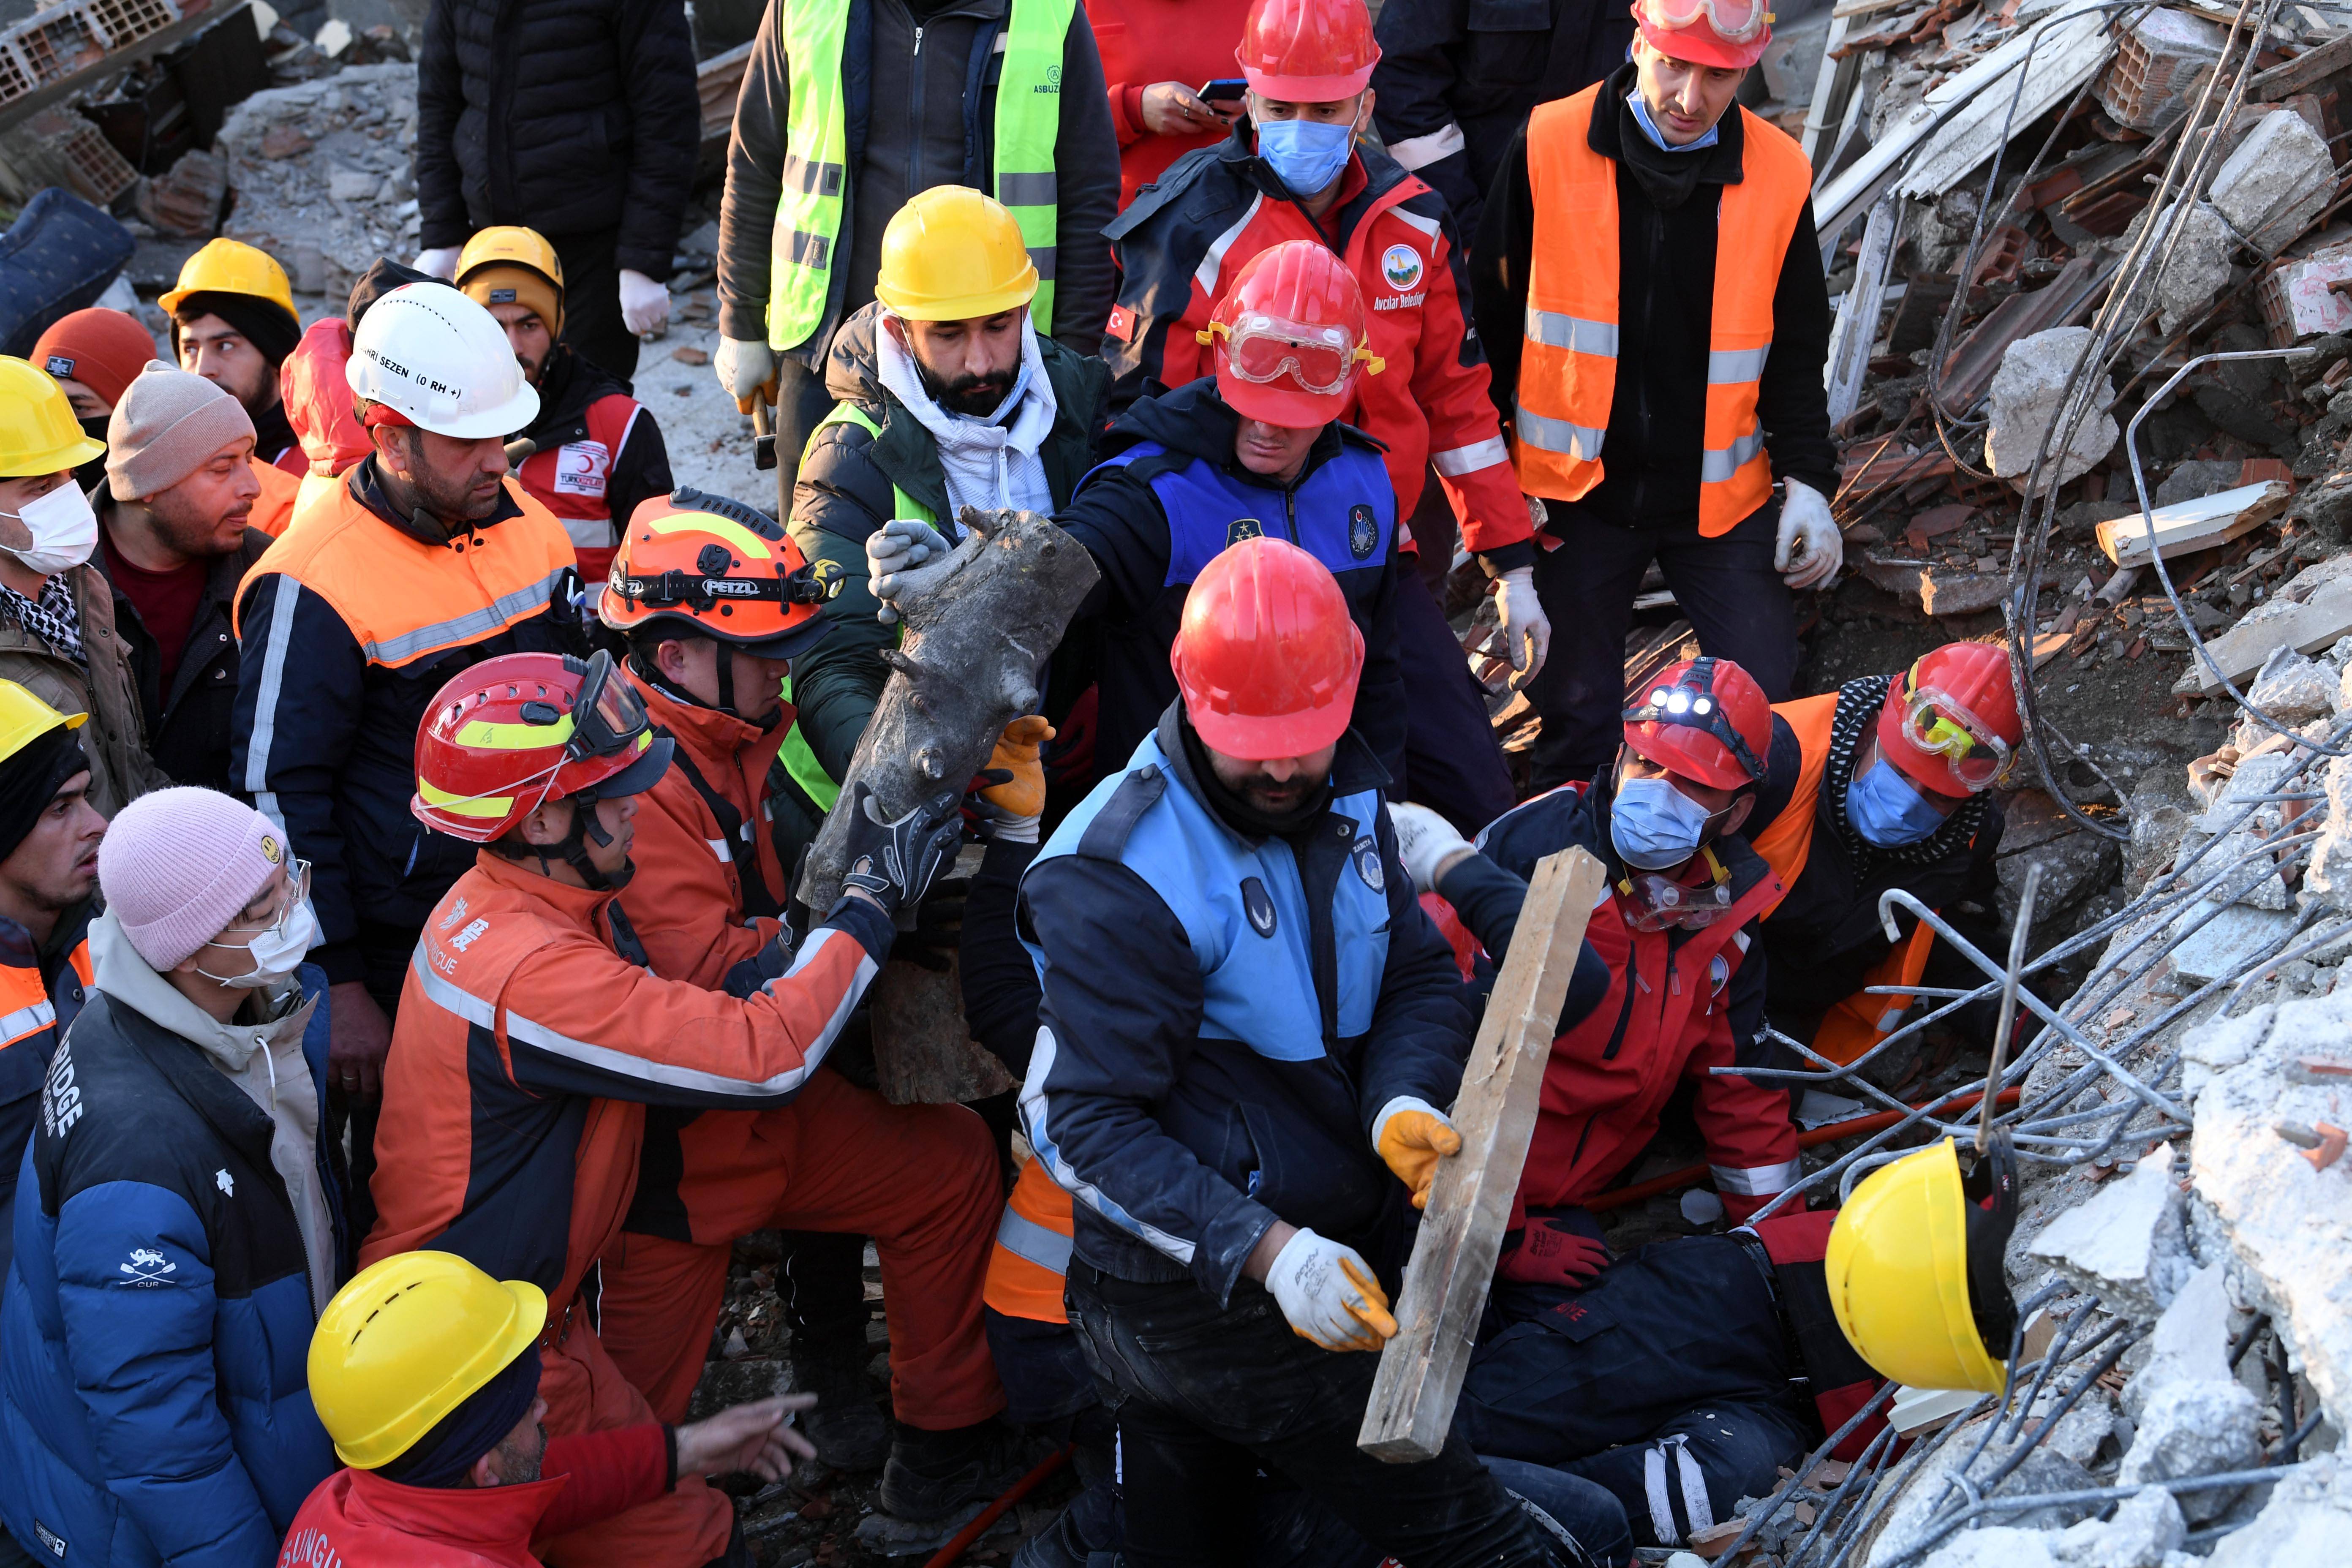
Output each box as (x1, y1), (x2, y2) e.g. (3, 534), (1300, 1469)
(2, 986), (340, 1567)
(1018, 705), (1475, 1303)
(1054, 378), (1406, 790)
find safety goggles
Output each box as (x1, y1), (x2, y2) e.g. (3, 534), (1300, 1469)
(562, 650), (651, 762)
(1198, 312), (1385, 395)
(1617, 849), (1734, 932)
(1622, 661), (1767, 784)
(1895, 683), (2009, 793)
(1642, 0), (1772, 44)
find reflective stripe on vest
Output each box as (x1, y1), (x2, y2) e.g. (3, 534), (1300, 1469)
(768, 0), (1073, 350)
(1512, 87), (1811, 537)
(985, 1157), (1075, 1322)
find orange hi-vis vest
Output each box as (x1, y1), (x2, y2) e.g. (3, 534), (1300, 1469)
(984, 1156), (1074, 1324)
(1512, 87), (1813, 536)
(235, 476), (576, 669)
(1750, 692), (1938, 1066)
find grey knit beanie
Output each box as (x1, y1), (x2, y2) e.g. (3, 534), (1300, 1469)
(105, 362), (256, 501)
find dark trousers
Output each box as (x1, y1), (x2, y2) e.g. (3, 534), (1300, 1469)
(1067, 1265), (1579, 1568)
(1396, 566), (1520, 835)
(1526, 501), (1797, 790)
(779, 1227), (871, 1365)
(551, 228), (641, 385)
(769, 351), (840, 517)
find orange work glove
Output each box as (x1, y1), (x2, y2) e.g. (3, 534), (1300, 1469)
(1373, 1095), (1463, 1210)
(975, 715), (1055, 839)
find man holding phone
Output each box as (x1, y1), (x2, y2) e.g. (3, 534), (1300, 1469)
(1088, 0), (1260, 209)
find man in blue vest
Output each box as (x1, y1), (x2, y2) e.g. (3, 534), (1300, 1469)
(1014, 535), (1593, 1567)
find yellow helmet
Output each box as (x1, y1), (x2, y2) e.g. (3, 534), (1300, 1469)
(307, 1250), (547, 1470)
(0, 357), (106, 478)
(456, 226), (566, 337)
(0, 680), (85, 766)
(1824, 1136), (2018, 1394)
(874, 186), (1039, 322)
(158, 238), (299, 324)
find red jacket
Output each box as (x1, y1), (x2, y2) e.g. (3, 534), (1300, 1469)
(1088, 0), (1255, 208)
(1104, 134), (1530, 566)
(277, 1425), (669, 1568)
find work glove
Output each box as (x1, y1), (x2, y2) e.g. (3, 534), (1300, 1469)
(618, 268), (671, 338)
(868, 518), (953, 624)
(1775, 477), (1841, 591)
(1497, 1216), (1614, 1289)
(413, 246), (460, 280)
(1387, 801), (1473, 895)
(1494, 565), (1550, 690)
(1373, 1095), (1462, 1210)
(834, 782), (965, 918)
(716, 337), (779, 412)
(1264, 1228), (1398, 1352)
(973, 716), (1054, 843)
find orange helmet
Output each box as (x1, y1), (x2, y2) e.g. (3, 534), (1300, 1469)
(1172, 536), (1364, 759)
(1622, 657), (1771, 792)
(1878, 644), (2022, 797)
(1198, 241), (1383, 428)
(412, 651), (671, 844)
(599, 489), (838, 661)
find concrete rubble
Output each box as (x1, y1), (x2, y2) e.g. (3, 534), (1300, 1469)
(1985, 327), (2120, 488)
(214, 62), (421, 304)
(2208, 110), (2338, 258)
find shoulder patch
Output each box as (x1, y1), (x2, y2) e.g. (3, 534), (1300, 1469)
(1349, 504), (1378, 559)
(1350, 833), (1384, 892)
(1380, 242), (1425, 292)
(1228, 518), (1264, 546)
(1241, 877), (1278, 937)
(1077, 766), (1168, 862)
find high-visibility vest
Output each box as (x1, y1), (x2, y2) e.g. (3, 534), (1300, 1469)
(984, 1155), (1073, 1323)
(767, 0), (1074, 351)
(248, 456), (301, 539)
(1511, 87), (1811, 537)
(775, 403), (937, 811)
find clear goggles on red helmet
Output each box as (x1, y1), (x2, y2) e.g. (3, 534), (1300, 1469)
(560, 650), (651, 763)
(1895, 684), (2010, 793)
(1198, 312), (1385, 396)
(1641, 0), (1772, 44)
(1617, 849), (1734, 932)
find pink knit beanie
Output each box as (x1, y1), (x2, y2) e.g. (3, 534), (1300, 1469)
(99, 787), (286, 970)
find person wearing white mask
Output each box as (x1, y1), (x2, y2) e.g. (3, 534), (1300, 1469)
(0, 786), (342, 1568)
(0, 356), (166, 819)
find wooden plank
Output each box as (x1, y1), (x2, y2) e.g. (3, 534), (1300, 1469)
(1357, 846), (1610, 1463)
(2096, 480), (2290, 567)
(697, 39), (753, 143)
(2177, 577), (2352, 697)
(2249, 31), (2352, 103)
(1825, 195), (1899, 430)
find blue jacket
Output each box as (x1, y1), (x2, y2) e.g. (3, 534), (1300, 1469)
(1018, 704), (1475, 1303)
(2, 957), (341, 1567)
(1053, 377), (1406, 791)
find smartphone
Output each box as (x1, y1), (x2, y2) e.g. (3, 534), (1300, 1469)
(1198, 77), (1249, 105)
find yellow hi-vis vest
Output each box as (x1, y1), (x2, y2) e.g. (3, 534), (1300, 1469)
(767, 0), (1075, 351)
(1511, 86), (1812, 537)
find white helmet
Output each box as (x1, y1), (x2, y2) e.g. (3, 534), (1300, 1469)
(346, 283), (539, 438)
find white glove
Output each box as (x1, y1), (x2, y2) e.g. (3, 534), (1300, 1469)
(413, 247), (461, 280)
(715, 337), (777, 409)
(1388, 802), (1473, 894)
(1263, 1228), (1396, 1353)
(867, 518), (952, 625)
(1494, 565), (1550, 691)
(619, 269), (671, 338)
(1775, 477), (1841, 590)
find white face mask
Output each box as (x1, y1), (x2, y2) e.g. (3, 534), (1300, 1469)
(0, 482), (99, 575)
(199, 901), (318, 988)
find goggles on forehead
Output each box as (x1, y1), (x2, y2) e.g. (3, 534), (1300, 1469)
(564, 650), (651, 762)
(1896, 683), (2009, 793)
(1643, 0), (1773, 44)
(1198, 312), (1385, 396)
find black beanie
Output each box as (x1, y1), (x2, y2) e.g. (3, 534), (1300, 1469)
(0, 730), (88, 865)
(372, 1342), (545, 1488)
(170, 291), (301, 368)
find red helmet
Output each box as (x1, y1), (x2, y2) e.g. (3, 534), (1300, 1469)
(1632, 0), (1773, 71)
(1173, 536), (1365, 760)
(1200, 241), (1383, 428)
(1878, 643), (2021, 797)
(1622, 656), (1770, 792)
(1237, 0), (1380, 99)
(413, 651), (673, 842)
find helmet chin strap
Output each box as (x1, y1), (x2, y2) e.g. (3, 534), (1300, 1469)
(531, 794), (633, 892)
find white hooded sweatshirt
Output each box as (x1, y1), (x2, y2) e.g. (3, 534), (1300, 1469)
(874, 314), (1059, 527)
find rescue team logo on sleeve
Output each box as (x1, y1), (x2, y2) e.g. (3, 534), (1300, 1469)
(1351, 834), (1384, 892)
(555, 441), (612, 498)
(1228, 518), (1265, 546)
(1349, 504), (1377, 559)
(1381, 244), (1424, 292)
(1241, 877), (1278, 937)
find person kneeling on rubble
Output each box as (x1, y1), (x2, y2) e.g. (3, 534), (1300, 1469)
(1391, 657), (1804, 1273)
(362, 649), (964, 1568)
(1447, 1136), (2022, 1553)
(1018, 535), (1594, 1568)
(282, 1249), (816, 1567)
(1746, 642), (2021, 1071)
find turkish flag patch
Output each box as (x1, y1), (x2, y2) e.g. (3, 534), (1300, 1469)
(1106, 303), (1136, 342)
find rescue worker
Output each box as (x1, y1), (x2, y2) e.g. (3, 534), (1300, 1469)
(366, 648), (964, 1568)
(1391, 657), (1803, 1258)
(1469, 0), (1841, 791)
(712, 0), (1122, 494)
(787, 187), (1108, 831)
(93, 366), (274, 795)
(1100, 0), (1534, 832)
(0, 357), (164, 819)
(31, 305), (164, 495)
(590, 496), (1022, 1518)
(162, 238), (308, 479)
(0, 787), (341, 1568)
(0, 682), (102, 1295)
(456, 227), (675, 585)
(284, 1250), (816, 1567)
(1018, 535), (1585, 1568)
(231, 284), (577, 1229)
(1749, 643), (2020, 1067)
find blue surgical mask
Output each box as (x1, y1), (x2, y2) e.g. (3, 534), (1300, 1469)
(1257, 117), (1356, 198)
(1610, 775), (1716, 871)
(1846, 759), (1946, 847)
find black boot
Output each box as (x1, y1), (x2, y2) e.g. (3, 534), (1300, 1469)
(879, 1417), (1035, 1522)
(789, 1340), (891, 1471)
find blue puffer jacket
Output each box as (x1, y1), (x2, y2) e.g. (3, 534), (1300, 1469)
(1, 929), (341, 1568)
